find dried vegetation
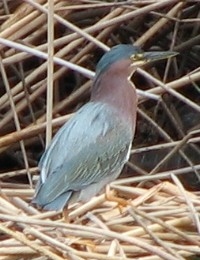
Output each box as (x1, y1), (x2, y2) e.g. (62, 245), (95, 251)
(0, 0), (200, 259)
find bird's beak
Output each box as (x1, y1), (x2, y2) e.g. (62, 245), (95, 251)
(143, 51), (178, 63)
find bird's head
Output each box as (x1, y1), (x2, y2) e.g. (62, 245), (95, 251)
(91, 44), (177, 123)
(95, 44), (178, 80)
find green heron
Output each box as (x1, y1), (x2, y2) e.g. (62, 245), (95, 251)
(33, 44), (177, 210)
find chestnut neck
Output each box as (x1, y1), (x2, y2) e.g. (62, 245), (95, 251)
(91, 59), (137, 132)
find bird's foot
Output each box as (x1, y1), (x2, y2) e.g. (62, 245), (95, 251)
(62, 207), (70, 222)
(105, 185), (130, 213)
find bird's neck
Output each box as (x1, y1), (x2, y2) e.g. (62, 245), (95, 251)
(91, 70), (137, 133)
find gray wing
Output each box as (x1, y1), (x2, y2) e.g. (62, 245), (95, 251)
(33, 102), (133, 209)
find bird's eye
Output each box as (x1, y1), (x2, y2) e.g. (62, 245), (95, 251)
(131, 53), (144, 61)
(135, 53), (144, 60)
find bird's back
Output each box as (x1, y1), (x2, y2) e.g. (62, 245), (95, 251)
(33, 101), (133, 210)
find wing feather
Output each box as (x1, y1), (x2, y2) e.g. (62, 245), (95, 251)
(34, 101), (133, 207)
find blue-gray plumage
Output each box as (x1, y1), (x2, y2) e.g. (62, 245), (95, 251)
(34, 102), (133, 210)
(95, 44), (142, 78)
(33, 44), (177, 210)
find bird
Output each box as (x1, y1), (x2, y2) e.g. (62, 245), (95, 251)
(32, 44), (177, 211)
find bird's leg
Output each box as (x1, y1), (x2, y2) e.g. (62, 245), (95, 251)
(62, 207), (70, 222)
(105, 185), (129, 210)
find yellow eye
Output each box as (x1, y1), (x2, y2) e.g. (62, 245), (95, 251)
(131, 53), (144, 61)
(136, 53), (144, 59)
